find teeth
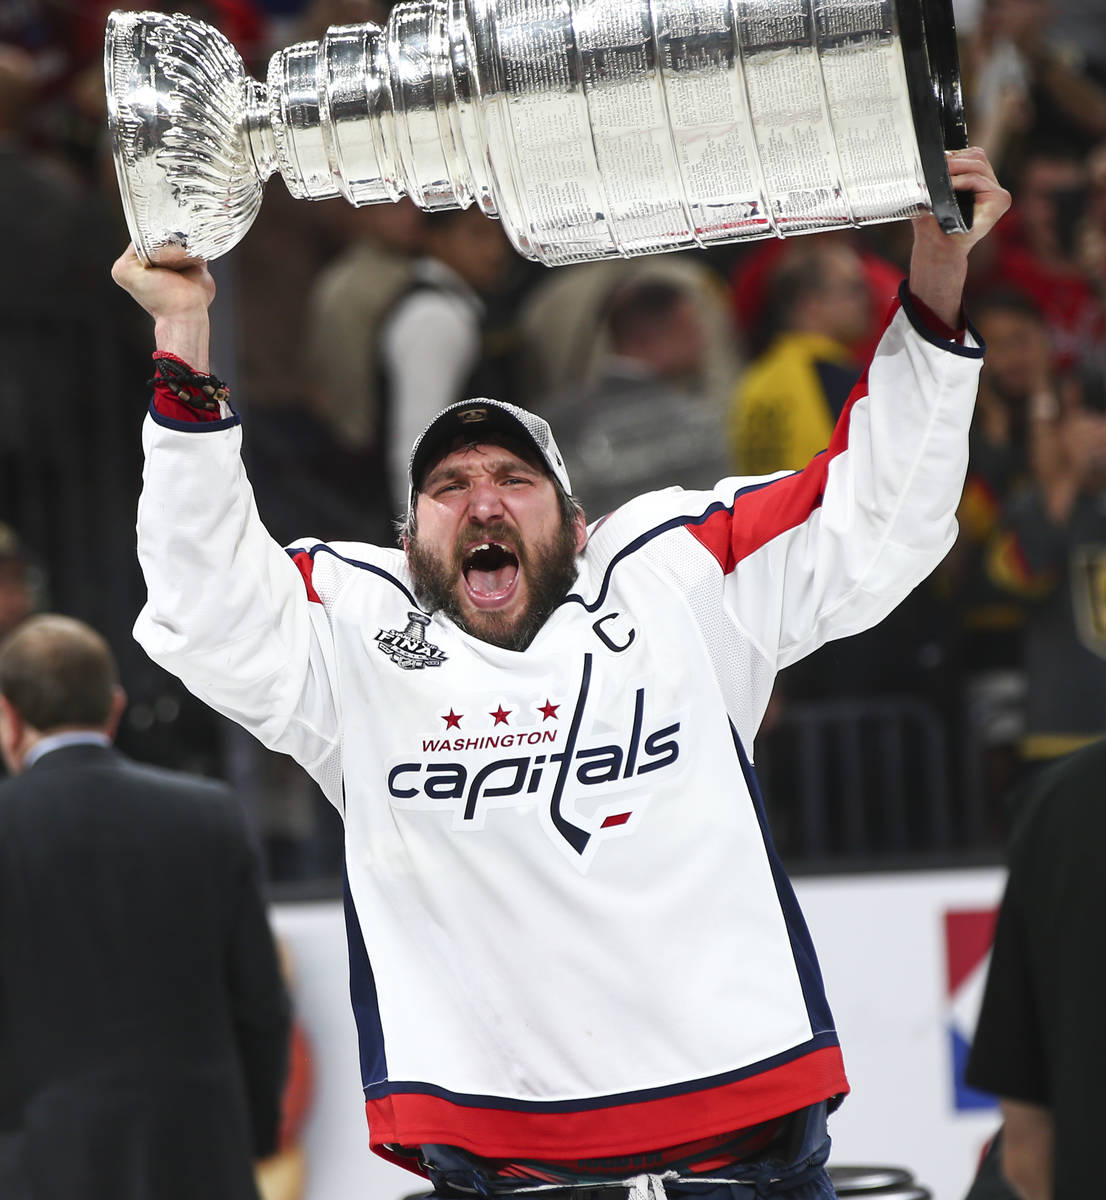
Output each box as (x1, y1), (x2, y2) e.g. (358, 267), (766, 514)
(463, 541), (515, 565)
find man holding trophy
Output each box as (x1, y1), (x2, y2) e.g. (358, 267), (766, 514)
(107, 1), (1008, 1197)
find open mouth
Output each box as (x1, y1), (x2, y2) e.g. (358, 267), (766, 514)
(462, 541), (520, 608)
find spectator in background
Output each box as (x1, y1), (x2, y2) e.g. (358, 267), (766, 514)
(1080, 139), (1106, 306)
(965, 736), (1106, 1199)
(727, 230), (901, 363)
(943, 291), (1056, 818)
(0, 524), (39, 784)
(986, 353), (1106, 770)
(296, 198), (428, 547)
(0, 3), (268, 183)
(241, 0), (392, 544)
(377, 204), (513, 520)
(276, 0), (387, 50)
(965, 0), (1106, 183)
(230, 180), (351, 547)
(0, 524), (37, 643)
(1, 22), (230, 793)
(0, 42), (83, 305)
(0, 615), (290, 1200)
(962, 1131), (1018, 1200)
(538, 279), (731, 519)
(516, 253), (741, 417)
(0, 41), (84, 549)
(255, 942), (315, 1200)
(728, 239), (868, 476)
(1046, 0), (1106, 80)
(971, 146), (1105, 370)
(303, 198), (426, 461)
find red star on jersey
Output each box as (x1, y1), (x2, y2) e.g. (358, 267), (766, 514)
(442, 709), (463, 730)
(538, 700), (559, 720)
(490, 705), (511, 726)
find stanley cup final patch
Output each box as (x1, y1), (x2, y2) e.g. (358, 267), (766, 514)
(376, 612), (448, 670)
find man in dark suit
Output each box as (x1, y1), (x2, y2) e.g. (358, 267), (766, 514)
(0, 614), (291, 1200)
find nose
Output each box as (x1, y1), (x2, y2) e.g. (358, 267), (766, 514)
(467, 477), (506, 523)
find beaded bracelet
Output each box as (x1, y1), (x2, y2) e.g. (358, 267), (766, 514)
(149, 351), (229, 414)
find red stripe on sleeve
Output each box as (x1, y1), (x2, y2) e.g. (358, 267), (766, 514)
(691, 360), (874, 574)
(290, 550), (323, 604)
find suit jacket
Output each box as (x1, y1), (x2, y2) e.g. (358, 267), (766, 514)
(0, 743), (291, 1200)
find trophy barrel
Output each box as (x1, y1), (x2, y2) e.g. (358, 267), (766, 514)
(469, 0), (970, 266)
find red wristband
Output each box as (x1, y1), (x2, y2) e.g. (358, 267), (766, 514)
(150, 351), (228, 423)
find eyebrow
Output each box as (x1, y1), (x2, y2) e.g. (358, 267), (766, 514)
(423, 454), (542, 491)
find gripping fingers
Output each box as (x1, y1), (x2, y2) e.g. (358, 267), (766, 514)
(945, 148), (1012, 239)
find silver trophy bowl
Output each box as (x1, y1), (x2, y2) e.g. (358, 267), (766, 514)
(105, 0), (970, 267)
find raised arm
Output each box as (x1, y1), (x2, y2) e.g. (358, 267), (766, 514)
(112, 244), (214, 370)
(690, 150), (1011, 682)
(112, 247), (343, 800)
(908, 147), (1012, 328)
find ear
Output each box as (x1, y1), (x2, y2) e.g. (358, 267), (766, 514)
(0, 694), (25, 774)
(402, 500), (420, 554)
(104, 686), (127, 742)
(573, 507), (588, 554)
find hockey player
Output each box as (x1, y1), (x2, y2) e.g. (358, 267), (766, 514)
(113, 148), (1009, 1200)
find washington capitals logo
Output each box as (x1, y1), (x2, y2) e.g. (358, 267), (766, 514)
(376, 612), (447, 670)
(386, 653), (685, 868)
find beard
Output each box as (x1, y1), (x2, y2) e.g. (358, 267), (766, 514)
(407, 515), (580, 651)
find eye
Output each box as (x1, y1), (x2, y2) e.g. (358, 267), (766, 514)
(503, 475), (533, 487)
(433, 481), (464, 497)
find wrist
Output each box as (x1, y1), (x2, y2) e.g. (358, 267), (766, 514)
(908, 243), (969, 330)
(153, 312), (210, 373)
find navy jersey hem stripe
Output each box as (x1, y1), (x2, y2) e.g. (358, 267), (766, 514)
(147, 398), (242, 432)
(897, 281), (985, 359)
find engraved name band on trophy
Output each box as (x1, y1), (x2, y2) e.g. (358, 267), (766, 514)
(104, 0), (970, 268)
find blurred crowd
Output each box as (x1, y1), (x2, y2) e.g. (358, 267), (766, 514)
(2, 0), (1105, 884)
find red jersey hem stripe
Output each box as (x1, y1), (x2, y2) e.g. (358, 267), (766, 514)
(364, 1045), (847, 1167)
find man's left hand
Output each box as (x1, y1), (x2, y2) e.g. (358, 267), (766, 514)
(909, 147), (1011, 327)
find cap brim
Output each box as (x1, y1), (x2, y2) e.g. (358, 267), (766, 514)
(410, 406), (551, 497)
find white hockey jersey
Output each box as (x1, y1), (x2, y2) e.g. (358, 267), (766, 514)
(134, 289), (983, 1169)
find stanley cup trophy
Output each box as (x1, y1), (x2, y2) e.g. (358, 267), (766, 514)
(105, 0), (970, 268)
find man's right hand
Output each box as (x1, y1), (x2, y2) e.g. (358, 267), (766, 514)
(111, 244), (215, 372)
